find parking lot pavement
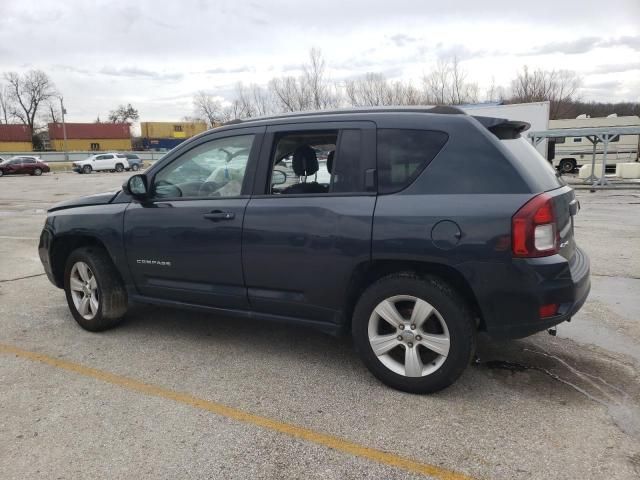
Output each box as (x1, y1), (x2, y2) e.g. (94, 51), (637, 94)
(1, 172), (639, 480)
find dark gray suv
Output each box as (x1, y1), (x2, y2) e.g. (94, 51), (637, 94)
(39, 107), (590, 393)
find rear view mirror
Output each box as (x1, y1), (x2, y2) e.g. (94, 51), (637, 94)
(271, 169), (287, 186)
(123, 174), (148, 198)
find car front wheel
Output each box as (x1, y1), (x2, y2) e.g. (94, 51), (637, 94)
(131, 163), (139, 171)
(352, 273), (475, 393)
(33, 168), (43, 176)
(83, 165), (92, 174)
(64, 247), (128, 331)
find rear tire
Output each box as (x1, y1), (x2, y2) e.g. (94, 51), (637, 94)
(115, 163), (124, 172)
(559, 159), (576, 173)
(83, 165), (92, 174)
(352, 273), (475, 393)
(131, 164), (140, 171)
(64, 247), (128, 332)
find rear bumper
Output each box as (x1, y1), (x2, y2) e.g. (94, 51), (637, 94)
(468, 247), (591, 339)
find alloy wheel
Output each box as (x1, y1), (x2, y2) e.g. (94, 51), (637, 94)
(69, 261), (99, 320)
(367, 295), (450, 377)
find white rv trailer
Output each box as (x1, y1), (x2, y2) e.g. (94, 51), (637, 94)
(461, 101), (550, 157)
(548, 115), (640, 172)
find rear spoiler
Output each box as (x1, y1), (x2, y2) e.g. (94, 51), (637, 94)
(473, 116), (530, 140)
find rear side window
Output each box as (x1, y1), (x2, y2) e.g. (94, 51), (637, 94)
(377, 129), (448, 194)
(502, 137), (565, 191)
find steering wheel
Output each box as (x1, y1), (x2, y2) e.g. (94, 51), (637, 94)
(155, 180), (183, 198)
(198, 181), (223, 197)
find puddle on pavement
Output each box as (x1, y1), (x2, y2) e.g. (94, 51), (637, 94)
(474, 340), (640, 441)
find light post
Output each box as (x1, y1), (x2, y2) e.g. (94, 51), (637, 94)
(59, 96), (68, 161)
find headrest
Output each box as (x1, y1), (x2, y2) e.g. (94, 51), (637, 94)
(327, 150), (335, 174)
(292, 145), (318, 176)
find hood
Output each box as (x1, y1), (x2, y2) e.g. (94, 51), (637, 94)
(49, 191), (119, 212)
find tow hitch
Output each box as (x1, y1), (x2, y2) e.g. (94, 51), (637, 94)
(547, 327), (557, 336)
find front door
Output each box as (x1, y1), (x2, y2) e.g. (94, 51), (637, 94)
(242, 121), (376, 325)
(124, 127), (264, 309)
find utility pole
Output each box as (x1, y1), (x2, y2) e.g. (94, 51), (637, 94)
(59, 96), (68, 161)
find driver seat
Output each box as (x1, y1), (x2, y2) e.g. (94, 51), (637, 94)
(280, 145), (326, 194)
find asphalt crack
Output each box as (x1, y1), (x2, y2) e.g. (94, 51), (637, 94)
(0, 273), (46, 283)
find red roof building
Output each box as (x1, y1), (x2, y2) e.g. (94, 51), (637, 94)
(0, 124), (31, 142)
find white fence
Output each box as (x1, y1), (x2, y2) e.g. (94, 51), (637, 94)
(0, 151), (167, 162)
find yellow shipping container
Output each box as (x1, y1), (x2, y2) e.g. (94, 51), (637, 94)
(141, 122), (208, 139)
(50, 138), (132, 151)
(0, 141), (33, 152)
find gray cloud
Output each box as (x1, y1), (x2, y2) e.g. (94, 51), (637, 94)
(100, 66), (183, 81)
(527, 35), (640, 55)
(205, 66), (254, 75)
(389, 34), (418, 47)
(591, 62), (640, 74)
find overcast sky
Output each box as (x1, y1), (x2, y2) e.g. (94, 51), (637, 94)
(1, 0), (639, 122)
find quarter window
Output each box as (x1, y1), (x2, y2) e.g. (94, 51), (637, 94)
(377, 129), (449, 194)
(153, 134), (254, 198)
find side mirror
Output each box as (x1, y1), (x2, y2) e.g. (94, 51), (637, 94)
(271, 169), (287, 186)
(122, 174), (148, 198)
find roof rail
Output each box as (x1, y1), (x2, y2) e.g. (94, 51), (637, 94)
(221, 105), (466, 126)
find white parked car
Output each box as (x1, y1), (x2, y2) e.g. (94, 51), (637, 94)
(72, 153), (129, 174)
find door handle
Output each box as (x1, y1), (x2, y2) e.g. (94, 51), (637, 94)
(203, 211), (235, 221)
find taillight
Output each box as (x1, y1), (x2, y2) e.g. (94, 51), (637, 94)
(512, 193), (559, 257)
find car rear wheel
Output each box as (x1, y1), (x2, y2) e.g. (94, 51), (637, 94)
(33, 168), (42, 176)
(352, 273), (475, 393)
(83, 165), (92, 174)
(559, 159), (576, 173)
(115, 163), (124, 172)
(0, 170), (4, 177)
(64, 247), (128, 332)
(131, 163), (139, 171)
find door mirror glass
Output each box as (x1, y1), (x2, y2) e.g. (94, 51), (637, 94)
(271, 169), (287, 186)
(125, 174), (148, 197)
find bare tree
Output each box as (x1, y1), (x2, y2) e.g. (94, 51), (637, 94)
(108, 103), (139, 123)
(0, 84), (12, 124)
(303, 47), (337, 109)
(4, 70), (57, 137)
(509, 66), (582, 118)
(193, 91), (225, 127)
(423, 57), (478, 105)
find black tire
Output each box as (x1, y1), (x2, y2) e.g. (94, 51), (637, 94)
(131, 164), (140, 171)
(63, 246), (128, 332)
(115, 163), (124, 172)
(83, 165), (92, 174)
(559, 159), (576, 173)
(0, 170), (4, 177)
(352, 273), (475, 394)
(34, 168), (42, 176)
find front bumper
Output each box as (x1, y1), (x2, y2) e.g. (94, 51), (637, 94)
(38, 227), (60, 287)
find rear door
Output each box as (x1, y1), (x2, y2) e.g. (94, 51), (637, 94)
(242, 121), (376, 324)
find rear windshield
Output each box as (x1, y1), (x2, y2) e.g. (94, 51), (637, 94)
(501, 137), (565, 191)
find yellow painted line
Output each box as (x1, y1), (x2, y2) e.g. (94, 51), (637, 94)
(0, 343), (475, 480)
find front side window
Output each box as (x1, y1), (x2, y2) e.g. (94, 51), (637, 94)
(377, 129), (449, 194)
(153, 134), (254, 199)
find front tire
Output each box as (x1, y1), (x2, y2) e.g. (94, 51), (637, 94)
(352, 273), (475, 394)
(83, 165), (92, 174)
(34, 168), (42, 176)
(131, 164), (140, 171)
(64, 247), (128, 332)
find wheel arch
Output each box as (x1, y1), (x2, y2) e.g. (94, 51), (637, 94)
(343, 259), (485, 332)
(50, 235), (118, 288)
